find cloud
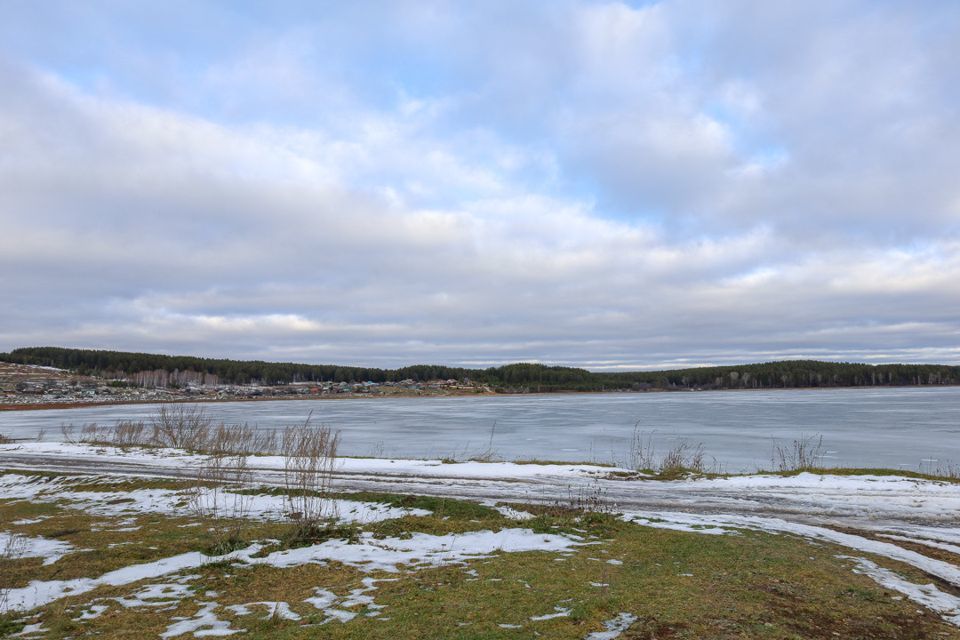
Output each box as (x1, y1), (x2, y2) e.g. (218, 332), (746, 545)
(0, 1), (959, 368)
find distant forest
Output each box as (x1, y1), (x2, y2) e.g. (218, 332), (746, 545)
(3, 347), (959, 393)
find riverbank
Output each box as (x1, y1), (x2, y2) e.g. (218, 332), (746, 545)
(6, 381), (960, 413)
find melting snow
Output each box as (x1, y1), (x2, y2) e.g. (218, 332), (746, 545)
(113, 581), (195, 608)
(2, 529), (579, 613)
(160, 602), (243, 638)
(877, 534), (960, 557)
(242, 529), (580, 574)
(0, 473), (429, 525)
(481, 500), (535, 521)
(75, 604), (109, 620)
(0, 531), (73, 565)
(842, 556), (960, 628)
(530, 605), (571, 621)
(622, 511), (960, 588)
(585, 612), (638, 639)
(226, 601), (301, 621)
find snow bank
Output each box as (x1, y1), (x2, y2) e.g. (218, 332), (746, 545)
(0, 442), (617, 480)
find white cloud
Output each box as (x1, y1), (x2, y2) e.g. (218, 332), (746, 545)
(1, 1), (959, 367)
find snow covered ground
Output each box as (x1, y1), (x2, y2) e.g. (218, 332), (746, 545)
(0, 442), (617, 480)
(0, 473), (428, 525)
(2, 441), (959, 524)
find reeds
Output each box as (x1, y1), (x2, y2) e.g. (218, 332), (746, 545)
(629, 424), (710, 477)
(771, 434), (824, 472)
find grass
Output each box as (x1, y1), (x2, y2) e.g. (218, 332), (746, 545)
(606, 465), (960, 483)
(3, 472), (960, 639)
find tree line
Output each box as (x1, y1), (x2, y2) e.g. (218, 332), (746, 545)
(2, 346), (959, 392)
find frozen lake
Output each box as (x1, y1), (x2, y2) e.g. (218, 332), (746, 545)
(1, 387), (958, 472)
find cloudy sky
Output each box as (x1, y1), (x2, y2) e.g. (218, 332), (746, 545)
(1, 1), (959, 370)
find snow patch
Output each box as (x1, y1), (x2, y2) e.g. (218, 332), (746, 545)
(842, 556), (960, 628)
(530, 605), (571, 621)
(481, 500), (535, 521)
(244, 528), (580, 574)
(585, 612), (638, 639)
(1, 531), (73, 565)
(226, 601), (300, 621)
(75, 604), (109, 620)
(160, 602), (243, 638)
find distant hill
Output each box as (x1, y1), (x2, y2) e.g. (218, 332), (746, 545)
(1, 346), (958, 392)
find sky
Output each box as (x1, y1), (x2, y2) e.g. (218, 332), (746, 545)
(1, 1), (959, 370)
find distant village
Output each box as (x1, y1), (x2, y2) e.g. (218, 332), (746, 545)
(0, 362), (488, 408)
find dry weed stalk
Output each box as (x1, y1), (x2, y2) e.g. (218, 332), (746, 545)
(629, 425), (708, 476)
(772, 434), (824, 472)
(0, 532), (28, 612)
(282, 415), (340, 535)
(629, 424), (656, 471)
(190, 439), (253, 554)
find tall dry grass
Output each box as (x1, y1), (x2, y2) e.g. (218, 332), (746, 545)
(771, 434), (824, 472)
(63, 404), (277, 455)
(282, 415), (340, 542)
(58, 404), (345, 548)
(629, 425), (710, 477)
(0, 533), (27, 612)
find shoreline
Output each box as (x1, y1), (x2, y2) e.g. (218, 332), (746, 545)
(2, 382), (959, 413)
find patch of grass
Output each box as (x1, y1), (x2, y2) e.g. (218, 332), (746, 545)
(0, 615), (25, 637)
(342, 492), (501, 521)
(281, 521), (363, 549)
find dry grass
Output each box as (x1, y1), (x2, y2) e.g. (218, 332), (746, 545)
(61, 404), (278, 455)
(772, 434), (825, 472)
(281, 416), (340, 545)
(629, 426), (712, 478)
